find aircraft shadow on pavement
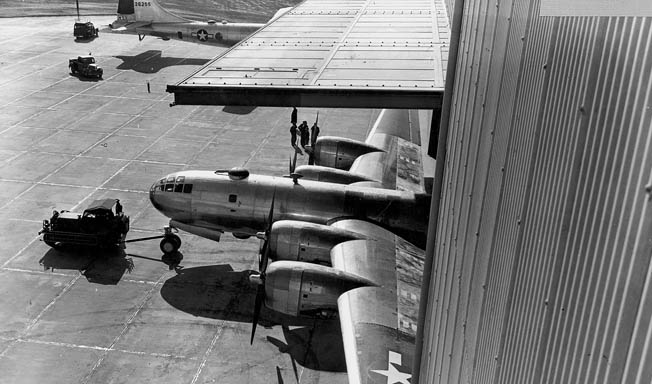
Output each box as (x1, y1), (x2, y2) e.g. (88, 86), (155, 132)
(267, 324), (347, 373)
(39, 246), (134, 285)
(115, 50), (210, 73)
(222, 105), (257, 114)
(160, 265), (346, 372)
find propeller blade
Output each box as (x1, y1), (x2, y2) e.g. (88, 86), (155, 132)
(259, 194), (275, 270)
(261, 235), (271, 272)
(258, 240), (267, 270)
(250, 283), (265, 344)
(276, 366), (284, 384)
(267, 194), (275, 231)
(291, 152), (297, 173)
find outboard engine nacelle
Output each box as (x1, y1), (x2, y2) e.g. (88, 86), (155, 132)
(293, 165), (375, 185)
(264, 261), (375, 317)
(269, 220), (366, 265)
(313, 136), (383, 170)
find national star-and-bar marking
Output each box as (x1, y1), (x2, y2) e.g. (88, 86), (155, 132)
(371, 351), (411, 384)
(193, 29), (211, 41)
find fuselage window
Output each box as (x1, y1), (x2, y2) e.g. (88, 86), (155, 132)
(228, 194), (237, 203)
(183, 184), (193, 194)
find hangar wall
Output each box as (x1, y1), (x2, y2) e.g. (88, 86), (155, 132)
(420, 0), (652, 383)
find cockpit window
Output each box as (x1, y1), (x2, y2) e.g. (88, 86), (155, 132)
(176, 176), (185, 183)
(183, 184), (193, 194)
(165, 183), (174, 192)
(167, 176), (175, 183)
(174, 183), (183, 192)
(228, 194), (237, 203)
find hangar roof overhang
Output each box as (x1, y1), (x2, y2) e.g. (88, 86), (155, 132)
(166, 0), (449, 109)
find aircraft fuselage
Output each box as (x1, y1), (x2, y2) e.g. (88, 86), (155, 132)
(111, 19), (263, 44)
(149, 170), (429, 247)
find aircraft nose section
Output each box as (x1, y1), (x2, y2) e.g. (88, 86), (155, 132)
(149, 179), (165, 211)
(148, 173), (192, 221)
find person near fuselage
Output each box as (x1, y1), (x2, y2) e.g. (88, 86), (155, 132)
(298, 121), (309, 148)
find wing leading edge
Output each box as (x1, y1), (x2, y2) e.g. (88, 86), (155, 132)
(330, 220), (423, 384)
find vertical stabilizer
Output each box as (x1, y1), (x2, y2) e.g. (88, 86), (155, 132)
(122, 0), (189, 23)
(117, 0), (134, 15)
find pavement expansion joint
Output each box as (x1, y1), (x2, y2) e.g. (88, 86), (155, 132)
(81, 272), (169, 384)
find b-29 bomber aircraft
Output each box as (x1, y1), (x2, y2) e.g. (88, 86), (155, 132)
(149, 109), (429, 384)
(109, 0), (291, 45)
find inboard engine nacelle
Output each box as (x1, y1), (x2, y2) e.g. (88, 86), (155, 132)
(269, 220), (365, 265)
(313, 136), (383, 170)
(293, 165), (374, 185)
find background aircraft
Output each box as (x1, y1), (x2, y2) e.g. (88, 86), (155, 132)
(109, 0), (291, 44)
(149, 109), (429, 383)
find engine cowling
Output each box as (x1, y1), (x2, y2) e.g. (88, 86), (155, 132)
(313, 136), (383, 170)
(269, 220), (365, 265)
(264, 260), (375, 317)
(293, 165), (375, 185)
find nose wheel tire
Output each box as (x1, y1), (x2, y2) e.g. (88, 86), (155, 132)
(160, 234), (181, 254)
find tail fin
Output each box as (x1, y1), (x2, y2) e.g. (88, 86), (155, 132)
(117, 0), (188, 23)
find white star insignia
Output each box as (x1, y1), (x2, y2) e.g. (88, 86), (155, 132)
(371, 351), (411, 384)
(197, 29), (208, 41)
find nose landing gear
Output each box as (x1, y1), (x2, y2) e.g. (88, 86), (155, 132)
(123, 226), (183, 265)
(160, 227), (183, 266)
(160, 227), (181, 254)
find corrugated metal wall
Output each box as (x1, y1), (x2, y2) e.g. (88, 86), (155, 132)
(420, 0), (652, 383)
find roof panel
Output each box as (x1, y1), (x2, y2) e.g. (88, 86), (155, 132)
(167, 0), (449, 109)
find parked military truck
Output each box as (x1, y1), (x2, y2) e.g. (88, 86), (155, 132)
(69, 55), (103, 78)
(40, 199), (129, 249)
(74, 21), (98, 39)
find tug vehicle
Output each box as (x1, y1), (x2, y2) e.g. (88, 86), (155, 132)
(40, 199), (129, 249)
(69, 55), (103, 78)
(74, 21), (98, 39)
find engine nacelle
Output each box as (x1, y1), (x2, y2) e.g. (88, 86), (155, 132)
(269, 220), (365, 265)
(293, 165), (374, 185)
(264, 260), (375, 317)
(313, 136), (383, 170)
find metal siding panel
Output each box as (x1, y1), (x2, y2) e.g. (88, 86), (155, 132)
(421, 1), (652, 383)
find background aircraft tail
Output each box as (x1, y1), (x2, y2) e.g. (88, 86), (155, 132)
(117, 0), (189, 23)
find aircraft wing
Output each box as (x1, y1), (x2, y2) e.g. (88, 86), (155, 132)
(167, 0), (449, 109)
(348, 109), (426, 193)
(330, 219), (423, 384)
